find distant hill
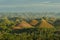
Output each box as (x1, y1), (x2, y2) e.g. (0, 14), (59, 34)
(0, 12), (60, 19)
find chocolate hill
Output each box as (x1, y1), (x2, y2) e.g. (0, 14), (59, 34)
(13, 20), (33, 29)
(39, 19), (54, 28)
(30, 19), (39, 26)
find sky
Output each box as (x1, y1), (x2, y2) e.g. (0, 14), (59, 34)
(0, 0), (60, 12)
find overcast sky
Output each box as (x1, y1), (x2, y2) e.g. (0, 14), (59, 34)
(0, 0), (60, 12)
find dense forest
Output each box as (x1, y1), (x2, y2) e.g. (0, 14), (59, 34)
(0, 13), (60, 40)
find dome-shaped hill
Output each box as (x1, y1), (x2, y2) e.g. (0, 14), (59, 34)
(39, 19), (54, 28)
(30, 20), (39, 26)
(13, 21), (33, 29)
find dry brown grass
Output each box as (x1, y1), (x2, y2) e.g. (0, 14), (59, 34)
(13, 21), (32, 29)
(30, 20), (38, 26)
(39, 19), (54, 28)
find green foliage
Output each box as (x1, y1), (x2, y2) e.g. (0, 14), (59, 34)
(0, 28), (58, 40)
(0, 16), (59, 40)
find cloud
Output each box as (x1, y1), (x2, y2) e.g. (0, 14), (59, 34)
(0, 0), (60, 12)
(0, 2), (60, 8)
(40, 1), (51, 3)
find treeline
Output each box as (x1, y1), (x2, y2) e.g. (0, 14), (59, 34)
(0, 28), (59, 40)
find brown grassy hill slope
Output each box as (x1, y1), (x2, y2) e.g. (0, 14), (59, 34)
(39, 19), (54, 28)
(13, 21), (33, 29)
(30, 20), (39, 26)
